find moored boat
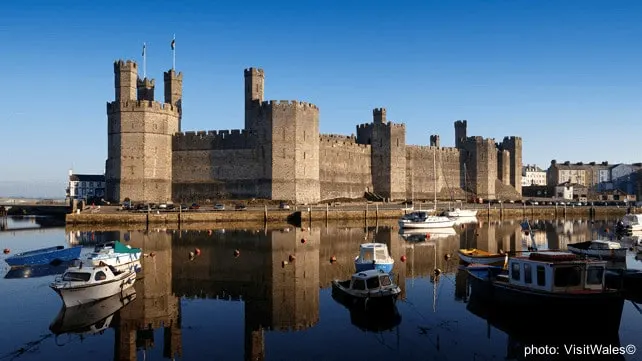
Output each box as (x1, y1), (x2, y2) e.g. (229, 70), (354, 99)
(616, 213), (642, 233)
(465, 251), (624, 332)
(49, 286), (137, 336)
(50, 263), (137, 307)
(354, 243), (394, 273)
(4, 246), (82, 267)
(567, 240), (626, 260)
(4, 262), (71, 279)
(84, 241), (142, 272)
(398, 211), (455, 229)
(331, 269), (401, 308)
(458, 248), (507, 265)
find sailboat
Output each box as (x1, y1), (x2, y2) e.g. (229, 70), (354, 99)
(399, 149), (455, 229)
(446, 163), (478, 218)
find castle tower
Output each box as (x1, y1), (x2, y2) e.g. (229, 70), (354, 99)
(245, 68), (265, 131)
(106, 60), (180, 203)
(454, 120), (467, 149)
(501, 136), (523, 195)
(114, 60), (137, 101)
(357, 108), (406, 200)
(137, 78), (155, 101)
(164, 69), (183, 131)
(373, 108), (386, 123)
(430, 134), (440, 147)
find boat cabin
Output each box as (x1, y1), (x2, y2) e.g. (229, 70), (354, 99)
(356, 243), (392, 264)
(503, 252), (608, 293)
(622, 214), (642, 227)
(58, 264), (120, 284)
(347, 270), (394, 292)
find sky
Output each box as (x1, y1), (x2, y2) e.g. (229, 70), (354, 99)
(1, 0), (641, 198)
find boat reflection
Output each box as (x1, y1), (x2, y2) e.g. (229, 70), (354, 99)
(466, 286), (624, 360)
(4, 262), (72, 279)
(331, 292), (402, 333)
(399, 227), (457, 243)
(49, 286), (137, 337)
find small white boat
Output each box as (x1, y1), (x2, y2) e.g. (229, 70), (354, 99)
(85, 241), (142, 272)
(458, 248), (508, 265)
(50, 263), (137, 307)
(354, 243), (394, 273)
(617, 214), (642, 233)
(567, 240), (626, 260)
(399, 211), (454, 229)
(445, 208), (478, 218)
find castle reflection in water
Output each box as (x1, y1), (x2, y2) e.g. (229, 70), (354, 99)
(64, 217), (622, 361)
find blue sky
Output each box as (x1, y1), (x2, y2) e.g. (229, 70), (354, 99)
(1, 0), (641, 197)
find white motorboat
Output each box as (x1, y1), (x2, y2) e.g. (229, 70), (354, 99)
(445, 208), (478, 218)
(85, 241), (142, 272)
(617, 214), (642, 233)
(567, 240), (626, 260)
(331, 269), (401, 307)
(50, 263), (137, 307)
(399, 211), (454, 229)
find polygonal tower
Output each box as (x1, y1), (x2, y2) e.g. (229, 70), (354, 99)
(245, 67), (264, 131)
(105, 60), (180, 204)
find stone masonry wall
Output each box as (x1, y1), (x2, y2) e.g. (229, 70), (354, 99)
(405, 146), (463, 200)
(319, 135), (373, 200)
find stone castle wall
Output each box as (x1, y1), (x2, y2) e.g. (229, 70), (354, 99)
(319, 134), (373, 200)
(105, 60), (523, 204)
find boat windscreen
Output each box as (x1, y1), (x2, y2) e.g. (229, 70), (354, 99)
(62, 272), (91, 282)
(361, 249), (374, 261)
(375, 249), (387, 260)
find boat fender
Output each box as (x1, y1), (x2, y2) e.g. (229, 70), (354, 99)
(301, 238), (306, 244)
(233, 249), (240, 258)
(3, 248), (9, 254)
(400, 255), (407, 262)
(282, 260), (288, 267)
(194, 248), (201, 256)
(289, 254), (296, 262)
(434, 268), (442, 276)
(330, 256), (337, 263)
(189, 251), (195, 260)
(426, 233), (431, 240)
(444, 254), (451, 260)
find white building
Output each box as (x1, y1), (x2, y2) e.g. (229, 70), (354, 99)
(66, 170), (105, 201)
(522, 164), (547, 186)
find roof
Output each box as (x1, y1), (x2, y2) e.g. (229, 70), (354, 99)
(70, 174), (105, 182)
(352, 269), (388, 279)
(555, 181), (587, 188)
(360, 243), (388, 249)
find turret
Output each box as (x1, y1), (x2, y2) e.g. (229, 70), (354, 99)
(430, 134), (440, 147)
(373, 108), (387, 123)
(164, 69), (183, 131)
(454, 120), (467, 149)
(114, 60), (137, 102)
(244, 67), (264, 130)
(137, 78), (155, 101)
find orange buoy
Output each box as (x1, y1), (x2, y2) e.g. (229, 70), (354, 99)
(426, 233), (431, 240)
(301, 238), (306, 244)
(289, 254), (296, 262)
(194, 248), (201, 256)
(605, 228), (610, 233)
(400, 255), (407, 262)
(208, 230), (212, 236)
(330, 256), (337, 263)
(234, 249), (240, 258)
(3, 248), (9, 254)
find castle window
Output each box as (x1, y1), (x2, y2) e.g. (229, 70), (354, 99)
(304, 131), (306, 141)
(397, 139), (399, 147)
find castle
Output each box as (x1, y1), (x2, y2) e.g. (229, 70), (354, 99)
(105, 60), (523, 204)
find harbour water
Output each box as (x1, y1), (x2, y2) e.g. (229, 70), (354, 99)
(1, 215), (641, 361)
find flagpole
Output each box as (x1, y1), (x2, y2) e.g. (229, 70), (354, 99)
(143, 42), (147, 79)
(172, 34), (176, 70)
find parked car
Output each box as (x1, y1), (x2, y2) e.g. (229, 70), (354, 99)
(279, 202), (290, 210)
(214, 204), (225, 210)
(189, 203), (200, 210)
(235, 204), (247, 211)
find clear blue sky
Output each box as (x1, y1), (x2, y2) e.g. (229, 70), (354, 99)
(1, 0), (641, 197)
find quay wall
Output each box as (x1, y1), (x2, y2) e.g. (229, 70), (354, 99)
(65, 206), (630, 226)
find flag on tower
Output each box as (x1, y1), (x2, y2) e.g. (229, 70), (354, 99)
(142, 43), (146, 56)
(171, 38), (175, 50)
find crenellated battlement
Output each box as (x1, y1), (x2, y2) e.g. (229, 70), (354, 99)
(502, 136), (522, 145)
(319, 134), (369, 149)
(406, 145), (460, 153)
(164, 69), (183, 80)
(244, 67), (265, 77)
(260, 100), (319, 110)
(107, 100), (179, 115)
(387, 122), (405, 129)
(114, 59), (137, 70)
(137, 78), (155, 87)
(173, 128), (257, 151)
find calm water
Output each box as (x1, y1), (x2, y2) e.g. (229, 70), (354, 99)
(1, 216), (642, 361)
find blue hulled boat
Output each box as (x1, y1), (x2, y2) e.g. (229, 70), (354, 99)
(4, 246), (82, 267)
(354, 243), (394, 273)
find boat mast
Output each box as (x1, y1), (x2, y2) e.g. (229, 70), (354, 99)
(432, 243), (438, 313)
(433, 149), (437, 211)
